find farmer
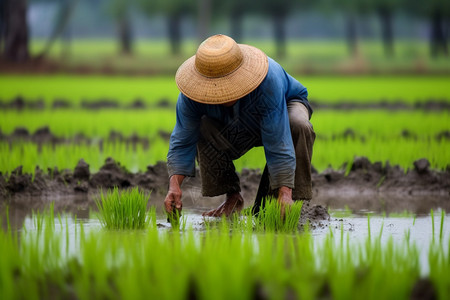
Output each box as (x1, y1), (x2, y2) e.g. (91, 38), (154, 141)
(164, 34), (315, 218)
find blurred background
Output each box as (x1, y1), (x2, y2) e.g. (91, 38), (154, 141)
(0, 0), (449, 177)
(0, 0), (449, 74)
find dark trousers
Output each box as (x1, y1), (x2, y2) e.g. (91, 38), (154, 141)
(197, 102), (315, 200)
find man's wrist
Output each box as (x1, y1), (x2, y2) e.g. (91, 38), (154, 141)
(169, 174), (185, 188)
(278, 186), (292, 197)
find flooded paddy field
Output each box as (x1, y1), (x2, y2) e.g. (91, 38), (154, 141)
(1, 191), (449, 300)
(1, 74), (449, 299)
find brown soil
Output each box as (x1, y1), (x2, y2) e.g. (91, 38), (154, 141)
(0, 97), (174, 110)
(2, 126), (449, 148)
(0, 126), (160, 149)
(0, 157), (448, 221)
(1, 97), (449, 111)
(310, 99), (450, 111)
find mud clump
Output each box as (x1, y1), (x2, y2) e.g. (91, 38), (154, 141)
(128, 99), (146, 109)
(6, 166), (30, 193)
(134, 162), (169, 193)
(300, 202), (330, 226)
(32, 126), (60, 144)
(12, 127), (30, 138)
(52, 98), (71, 109)
(410, 278), (437, 300)
(413, 158), (430, 174)
(81, 99), (119, 110)
(1, 156), (448, 214)
(73, 159), (90, 181)
(313, 156), (449, 198)
(90, 158), (132, 189)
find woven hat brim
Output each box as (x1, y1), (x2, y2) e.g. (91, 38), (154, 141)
(175, 44), (269, 104)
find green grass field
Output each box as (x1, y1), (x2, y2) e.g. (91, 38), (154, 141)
(1, 205), (449, 300)
(1, 75), (449, 106)
(0, 109), (448, 174)
(29, 39), (450, 75)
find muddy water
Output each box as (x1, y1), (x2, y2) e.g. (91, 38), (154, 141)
(12, 207), (450, 276)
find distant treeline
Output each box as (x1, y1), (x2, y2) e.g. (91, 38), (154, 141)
(0, 0), (448, 62)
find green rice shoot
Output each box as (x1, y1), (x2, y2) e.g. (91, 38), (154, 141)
(232, 199), (303, 233)
(95, 187), (150, 230)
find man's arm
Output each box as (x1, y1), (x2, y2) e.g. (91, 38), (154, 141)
(165, 94), (202, 215)
(167, 94), (202, 177)
(256, 74), (297, 191)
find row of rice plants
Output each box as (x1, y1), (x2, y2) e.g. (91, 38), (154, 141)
(0, 140), (168, 174)
(1, 75), (449, 106)
(0, 204), (448, 300)
(1, 131), (447, 175)
(0, 110), (176, 138)
(1, 110), (447, 139)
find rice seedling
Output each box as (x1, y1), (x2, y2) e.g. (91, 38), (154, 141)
(227, 199), (303, 233)
(95, 187), (150, 230)
(0, 205), (449, 300)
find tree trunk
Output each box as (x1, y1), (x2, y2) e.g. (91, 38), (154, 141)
(273, 13), (286, 58)
(230, 10), (243, 43)
(430, 9), (448, 57)
(168, 14), (181, 56)
(0, 0), (6, 51)
(197, 0), (211, 42)
(378, 7), (394, 58)
(118, 15), (132, 55)
(61, 22), (71, 59)
(345, 14), (357, 57)
(3, 0), (29, 62)
(37, 0), (78, 59)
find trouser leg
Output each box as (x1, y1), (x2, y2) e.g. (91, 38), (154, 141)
(288, 102), (316, 200)
(197, 116), (253, 197)
(253, 102), (315, 213)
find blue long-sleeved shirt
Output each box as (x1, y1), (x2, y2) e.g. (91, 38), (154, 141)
(167, 57), (312, 189)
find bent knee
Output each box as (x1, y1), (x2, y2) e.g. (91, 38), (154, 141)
(290, 116), (315, 137)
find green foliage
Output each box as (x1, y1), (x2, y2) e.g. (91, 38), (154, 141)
(2, 74), (450, 106)
(1, 206), (448, 299)
(25, 39), (450, 75)
(251, 199), (303, 232)
(95, 187), (151, 229)
(222, 199), (303, 233)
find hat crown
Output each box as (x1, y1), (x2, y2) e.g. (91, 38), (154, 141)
(194, 34), (243, 78)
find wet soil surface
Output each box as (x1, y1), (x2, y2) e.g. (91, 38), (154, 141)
(0, 126), (170, 148)
(1, 96), (450, 111)
(2, 126), (449, 148)
(0, 157), (448, 225)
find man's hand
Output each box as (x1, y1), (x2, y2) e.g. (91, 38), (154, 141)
(164, 175), (185, 216)
(278, 186), (294, 219)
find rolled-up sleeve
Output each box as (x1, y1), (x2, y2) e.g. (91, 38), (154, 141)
(167, 94), (201, 177)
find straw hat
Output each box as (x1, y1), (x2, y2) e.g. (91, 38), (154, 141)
(175, 34), (269, 104)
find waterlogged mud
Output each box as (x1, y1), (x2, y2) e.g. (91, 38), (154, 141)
(0, 96), (174, 110)
(0, 126), (168, 149)
(310, 99), (450, 111)
(2, 126), (449, 147)
(0, 157), (448, 220)
(1, 96), (450, 111)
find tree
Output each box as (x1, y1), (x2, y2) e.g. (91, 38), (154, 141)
(213, 0), (252, 43)
(366, 0), (402, 57)
(320, 0), (370, 57)
(259, 0), (295, 58)
(37, 0), (78, 59)
(139, 0), (195, 56)
(107, 0), (133, 55)
(1, 0), (29, 62)
(413, 0), (449, 57)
